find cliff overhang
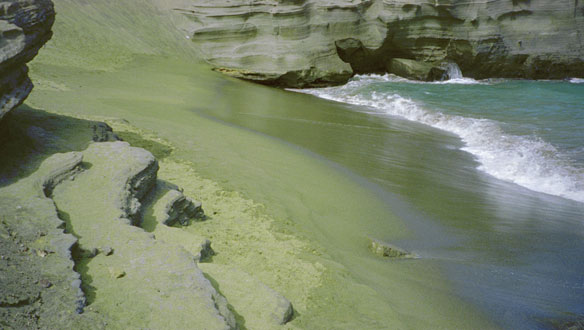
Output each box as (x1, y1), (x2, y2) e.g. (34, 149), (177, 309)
(176, 0), (584, 87)
(0, 0), (55, 120)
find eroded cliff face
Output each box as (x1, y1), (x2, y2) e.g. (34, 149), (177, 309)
(176, 0), (584, 86)
(0, 0), (54, 120)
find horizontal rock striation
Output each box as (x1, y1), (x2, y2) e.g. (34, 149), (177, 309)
(176, 0), (584, 86)
(0, 0), (54, 120)
(152, 186), (205, 226)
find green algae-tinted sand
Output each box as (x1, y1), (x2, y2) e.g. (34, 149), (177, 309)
(24, 0), (496, 328)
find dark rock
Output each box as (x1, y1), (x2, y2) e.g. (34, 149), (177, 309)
(146, 180), (206, 227)
(92, 122), (119, 142)
(0, 0), (55, 120)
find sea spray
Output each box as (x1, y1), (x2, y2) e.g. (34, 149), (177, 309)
(443, 62), (463, 80)
(294, 75), (584, 203)
(344, 72), (484, 85)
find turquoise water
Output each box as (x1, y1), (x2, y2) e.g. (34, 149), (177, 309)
(299, 76), (584, 203)
(194, 75), (584, 329)
(297, 76), (584, 329)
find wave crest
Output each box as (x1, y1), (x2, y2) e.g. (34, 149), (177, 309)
(294, 75), (584, 203)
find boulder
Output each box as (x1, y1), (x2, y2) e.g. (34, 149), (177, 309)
(368, 238), (417, 259)
(91, 122), (119, 142)
(153, 188), (204, 226)
(141, 179), (214, 262)
(386, 58), (447, 81)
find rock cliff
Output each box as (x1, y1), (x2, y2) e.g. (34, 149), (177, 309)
(176, 0), (584, 86)
(0, 0), (54, 120)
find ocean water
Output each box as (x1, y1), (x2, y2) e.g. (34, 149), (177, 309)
(289, 75), (584, 328)
(30, 0), (584, 327)
(164, 64), (584, 328)
(297, 75), (584, 204)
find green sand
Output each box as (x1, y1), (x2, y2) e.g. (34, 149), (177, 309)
(22, 0), (496, 328)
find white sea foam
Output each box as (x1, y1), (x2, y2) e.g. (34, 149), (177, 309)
(434, 77), (483, 85)
(569, 78), (584, 84)
(372, 73), (485, 85)
(295, 75), (584, 203)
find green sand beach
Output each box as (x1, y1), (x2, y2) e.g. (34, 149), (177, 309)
(4, 0), (584, 328)
(1, 0), (495, 328)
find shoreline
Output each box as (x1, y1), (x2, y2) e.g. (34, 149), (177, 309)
(91, 116), (328, 321)
(2, 0), (583, 328)
(0, 106), (493, 328)
(1, 0), (498, 327)
(23, 54), (496, 327)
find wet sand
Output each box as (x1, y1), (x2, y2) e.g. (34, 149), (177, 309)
(16, 0), (497, 328)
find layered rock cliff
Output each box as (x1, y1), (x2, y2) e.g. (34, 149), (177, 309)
(0, 0), (54, 120)
(176, 0), (584, 86)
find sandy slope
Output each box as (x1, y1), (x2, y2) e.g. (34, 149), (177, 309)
(8, 0), (498, 328)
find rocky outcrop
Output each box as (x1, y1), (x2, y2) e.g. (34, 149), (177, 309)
(2, 106), (305, 329)
(142, 179), (213, 262)
(176, 0), (584, 86)
(151, 183), (205, 226)
(0, 151), (98, 328)
(49, 141), (236, 329)
(386, 58), (447, 81)
(0, 140), (236, 329)
(3, 109), (304, 328)
(0, 119), (237, 328)
(0, 0), (54, 120)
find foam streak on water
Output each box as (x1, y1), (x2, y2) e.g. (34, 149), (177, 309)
(294, 75), (584, 203)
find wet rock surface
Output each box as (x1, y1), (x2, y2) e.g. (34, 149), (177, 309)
(177, 0), (584, 86)
(368, 238), (417, 259)
(386, 58), (447, 82)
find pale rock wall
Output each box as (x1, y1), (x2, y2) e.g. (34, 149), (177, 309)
(175, 0), (584, 86)
(0, 0), (54, 120)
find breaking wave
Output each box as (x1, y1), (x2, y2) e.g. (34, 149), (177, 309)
(293, 75), (584, 203)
